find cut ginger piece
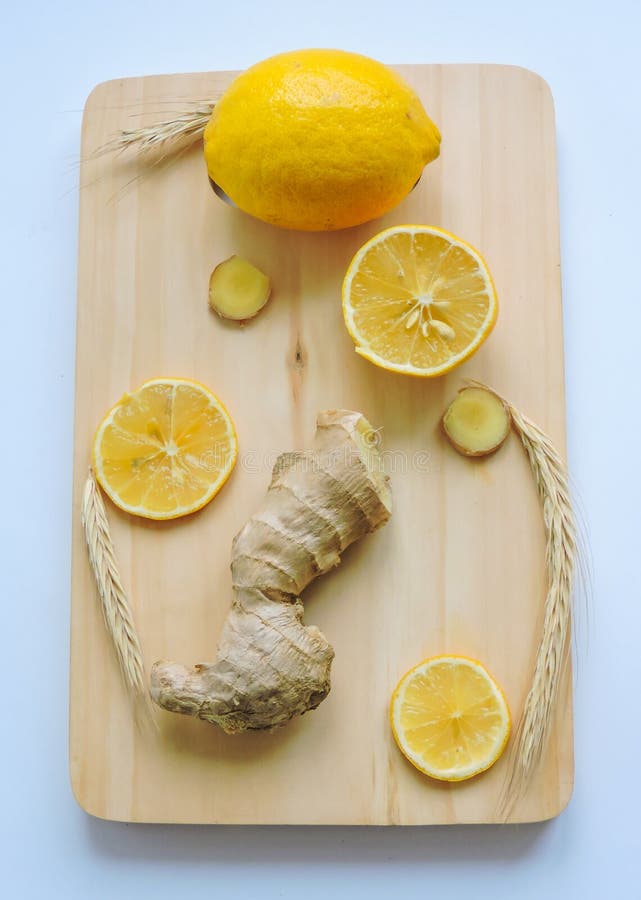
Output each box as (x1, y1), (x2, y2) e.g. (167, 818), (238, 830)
(442, 386), (511, 457)
(209, 255), (271, 321)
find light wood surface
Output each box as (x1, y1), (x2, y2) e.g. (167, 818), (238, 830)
(70, 64), (572, 824)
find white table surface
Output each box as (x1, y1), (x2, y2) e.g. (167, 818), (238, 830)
(2, 0), (639, 895)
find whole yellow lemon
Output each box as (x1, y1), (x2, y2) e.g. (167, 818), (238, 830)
(204, 49), (441, 231)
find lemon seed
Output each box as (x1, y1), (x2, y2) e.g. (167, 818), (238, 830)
(432, 320), (456, 341)
(405, 308), (420, 329)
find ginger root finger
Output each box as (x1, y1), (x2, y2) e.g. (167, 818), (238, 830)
(442, 386), (511, 457)
(209, 255), (271, 321)
(150, 410), (392, 733)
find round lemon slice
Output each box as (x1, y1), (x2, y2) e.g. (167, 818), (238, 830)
(93, 378), (238, 520)
(390, 655), (511, 781)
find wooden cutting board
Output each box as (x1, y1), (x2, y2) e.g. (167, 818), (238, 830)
(70, 64), (572, 825)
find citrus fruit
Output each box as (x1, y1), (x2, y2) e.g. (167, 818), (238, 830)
(342, 225), (498, 377)
(390, 655), (511, 782)
(204, 49), (441, 231)
(93, 378), (238, 520)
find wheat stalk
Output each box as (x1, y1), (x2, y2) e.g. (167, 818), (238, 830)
(81, 469), (153, 726)
(94, 102), (215, 159)
(473, 386), (578, 819)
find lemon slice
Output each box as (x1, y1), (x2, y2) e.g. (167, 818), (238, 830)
(93, 378), (238, 520)
(390, 655), (511, 781)
(342, 225), (498, 377)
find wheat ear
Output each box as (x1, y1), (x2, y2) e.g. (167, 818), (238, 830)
(94, 103), (215, 158)
(81, 469), (153, 725)
(486, 390), (577, 818)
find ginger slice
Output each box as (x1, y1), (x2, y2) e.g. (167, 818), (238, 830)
(442, 386), (511, 457)
(208, 255), (271, 321)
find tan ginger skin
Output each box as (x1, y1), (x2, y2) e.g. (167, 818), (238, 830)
(150, 410), (392, 733)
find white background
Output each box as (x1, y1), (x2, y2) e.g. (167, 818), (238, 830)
(1, 0), (640, 896)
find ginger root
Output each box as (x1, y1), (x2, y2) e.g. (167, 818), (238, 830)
(150, 410), (392, 733)
(442, 387), (511, 457)
(209, 255), (271, 321)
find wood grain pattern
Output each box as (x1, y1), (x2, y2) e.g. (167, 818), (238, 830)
(70, 64), (572, 824)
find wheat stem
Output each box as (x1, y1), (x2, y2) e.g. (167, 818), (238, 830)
(81, 469), (153, 726)
(473, 388), (577, 819)
(462, 380), (577, 816)
(93, 103), (215, 159)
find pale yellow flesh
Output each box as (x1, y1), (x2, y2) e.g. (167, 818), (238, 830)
(391, 656), (511, 781)
(442, 387), (510, 456)
(209, 255), (271, 321)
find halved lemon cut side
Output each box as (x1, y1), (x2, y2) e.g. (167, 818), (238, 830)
(390, 655), (511, 782)
(342, 225), (498, 377)
(93, 377), (238, 520)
